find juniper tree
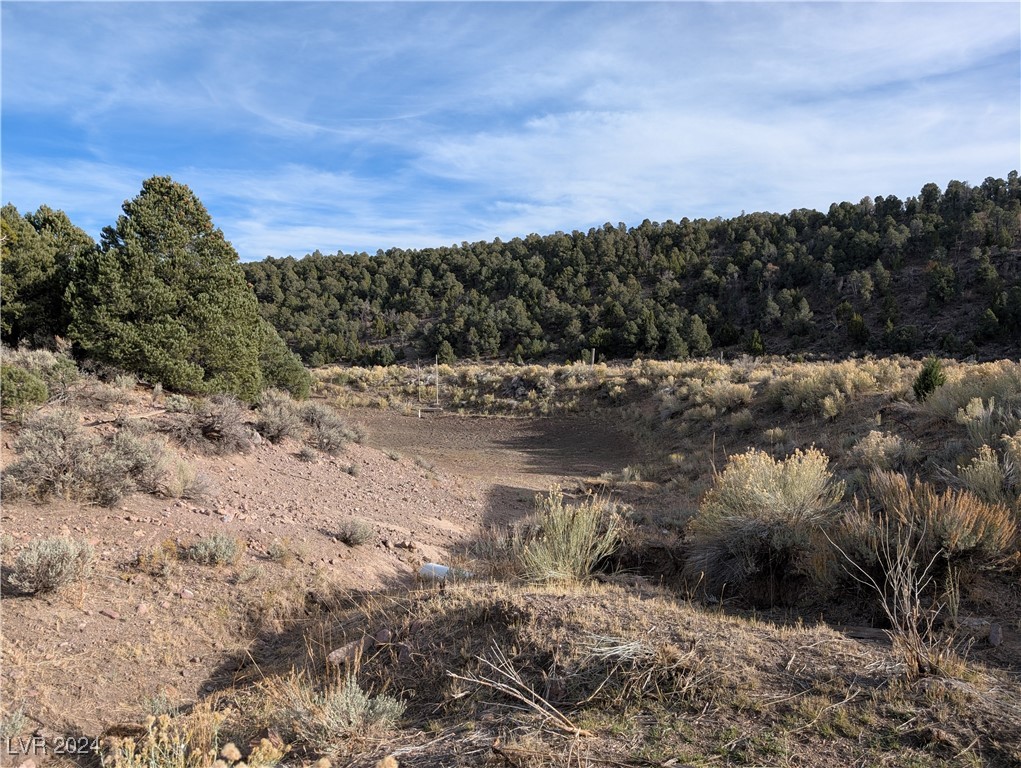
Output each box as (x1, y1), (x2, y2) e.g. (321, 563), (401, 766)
(67, 176), (297, 400)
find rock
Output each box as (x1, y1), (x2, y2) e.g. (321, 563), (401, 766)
(375, 758), (399, 768)
(326, 636), (376, 666)
(396, 642), (412, 664)
(374, 628), (392, 644)
(397, 539), (415, 551)
(99, 609), (120, 621)
(180, 589), (195, 599)
(989, 623), (1003, 647)
(18, 759), (36, 768)
(137, 603), (151, 616)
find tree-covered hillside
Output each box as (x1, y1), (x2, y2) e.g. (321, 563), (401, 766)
(242, 174), (1021, 365)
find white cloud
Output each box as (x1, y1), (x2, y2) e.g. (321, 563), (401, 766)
(2, 2), (1018, 260)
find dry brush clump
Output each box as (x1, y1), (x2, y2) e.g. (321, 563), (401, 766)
(684, 447), (846, 605)
(263, 671), (405, 757)
(829, 473), (1016, 679)
(851, 430), (921, 472)
(185, 533), (242, 566)
(2, 409), (171, 507)
(255, 388), (304, 443)
(300, 402), (359, 454)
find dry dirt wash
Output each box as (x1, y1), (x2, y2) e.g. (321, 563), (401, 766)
(0, 408), (645, 742)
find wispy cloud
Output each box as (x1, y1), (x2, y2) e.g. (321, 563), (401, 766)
(3, 2), (1018, 261)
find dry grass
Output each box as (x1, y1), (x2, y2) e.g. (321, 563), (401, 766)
(514, 486), (627, 583)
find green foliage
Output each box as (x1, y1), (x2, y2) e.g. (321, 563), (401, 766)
(8, 537), (94, 594)
(436, 339), (456, 364)
(1, 204), (95, 346)
(66, 176), (266, 400)
(912, 357), (946, 402)
(257, 317), (311, 399)
(685, 448), (845, 605)
(0, 363), (48, 413)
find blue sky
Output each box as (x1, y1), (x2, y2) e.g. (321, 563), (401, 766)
(3, 1), (1019, 262)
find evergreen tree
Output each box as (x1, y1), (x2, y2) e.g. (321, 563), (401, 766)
(67, 176), (276, 400)
(1, 204), (96, 345)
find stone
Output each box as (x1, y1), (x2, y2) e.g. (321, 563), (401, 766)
(396, 642), (412, 664)
(374, 628), (392, 644)
(326, 636), (376, 666)
(180, 589), (195, 599)
(99, 609), (120, 621)
(989, 623), (1003, 647)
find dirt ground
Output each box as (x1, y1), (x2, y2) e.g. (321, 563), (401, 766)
(0, 408), (646, 747)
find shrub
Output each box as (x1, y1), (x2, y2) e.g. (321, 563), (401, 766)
(194, 395), (254, 453)
(336, 519), (373, 547)
(162, 460), (216, 500)
(185, 533), (241, 566)
(684, 448), (845, 605)
(165, 395), (254, 454)
(2, 348), (80, 401)
(515, 486), (625, 582)
(2, 410), (87, 500)
(836, 472), (1016, 582)
(851, 430), (921, 472)
(271, 673), (405, 754)
(255, 389), (302, 443)
(0, 363), (48, 413)
(4, 410), (171, 506)
(8, 537), (94, 594)
(300, 402), (355, 454)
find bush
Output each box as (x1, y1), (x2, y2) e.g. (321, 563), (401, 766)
(185, 533), (241, 566)
(0, 363), (48, 413)
(2, 410), (170, 507)
(255, 389), (302, 443)
(164, 395), (254, 454)
(851, 430), (921, 472)
(515, 486), (625, 583)
(272, 673), (405, 754)
(836, 472), (1016, 581)
(2, 410), (90, 501)
(8, 537), (94, 594)
(336, 519), (374, 547)
(913, 357), (946, 403)
(300, 402), (356, 454)
(684, 448), (845, 605)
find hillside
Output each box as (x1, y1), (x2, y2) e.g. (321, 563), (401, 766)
(1, 353), (1019, 767)
(241, 174), (1021, 366)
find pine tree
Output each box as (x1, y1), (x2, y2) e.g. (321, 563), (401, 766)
(67, 176), (273, 400)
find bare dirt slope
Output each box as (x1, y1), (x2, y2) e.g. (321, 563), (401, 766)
(0, 407), (644, 744)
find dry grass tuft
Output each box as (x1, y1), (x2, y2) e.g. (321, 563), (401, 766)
(514, 486), (626, 583)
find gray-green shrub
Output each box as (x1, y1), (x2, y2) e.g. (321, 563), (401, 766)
(8, 537), (94, 594)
